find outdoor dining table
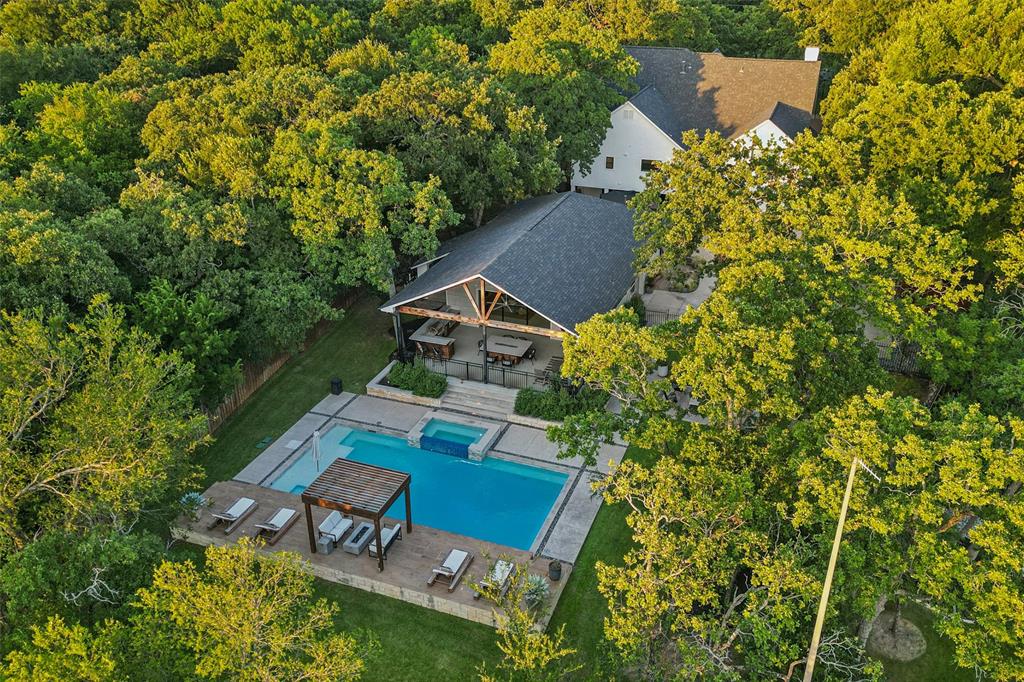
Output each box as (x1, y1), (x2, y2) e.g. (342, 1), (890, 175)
(486, 336), (532, 364)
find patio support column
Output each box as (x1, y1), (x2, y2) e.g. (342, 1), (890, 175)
(481, 324), (488, 384)
(304, 502), (316, 554)
(373, 517), (384, 572)
(404, 479), (413, 533)
(392, 312), (405, 362)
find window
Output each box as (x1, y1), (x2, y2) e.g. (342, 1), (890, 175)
(623, 109), (634, 120)
(605, 156), (615, 169)
(641, 159), (657, 172)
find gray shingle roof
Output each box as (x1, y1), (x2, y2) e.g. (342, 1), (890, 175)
(623, 46), (821, 142)
(628, 86), (682, 143)
(381, 193), (638, 333)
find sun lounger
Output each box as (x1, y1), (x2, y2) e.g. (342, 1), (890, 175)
(318, 510), (353, 546)
(367, 524), (402, 559)
(206, 497), (257, 535)
(254, 507), (298, 546)
(473, 559), (514, 600)
(428, 548), (474, 592)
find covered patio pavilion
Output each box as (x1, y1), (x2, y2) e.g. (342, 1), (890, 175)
(380, 192), (642, 386)
(301, 458), (412, 572)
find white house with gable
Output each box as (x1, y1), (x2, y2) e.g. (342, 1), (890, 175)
(572, 46), (822, 196)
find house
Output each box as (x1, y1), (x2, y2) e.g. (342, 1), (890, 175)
(572, 46), (823, 196)
(380, 192), (639, 387)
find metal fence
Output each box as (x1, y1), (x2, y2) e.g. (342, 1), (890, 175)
(876, 341), (920, 375)
(644, 309), (678, 326)
(414, 356), (541, 390)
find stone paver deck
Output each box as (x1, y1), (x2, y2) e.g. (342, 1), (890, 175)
(179, 480), (570, 628)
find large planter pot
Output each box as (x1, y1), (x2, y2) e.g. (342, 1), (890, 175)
(548, 560), (562, 582)
(657, 365), (669, 378)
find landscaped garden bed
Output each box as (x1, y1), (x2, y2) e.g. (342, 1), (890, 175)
(514, 385), (609, 421)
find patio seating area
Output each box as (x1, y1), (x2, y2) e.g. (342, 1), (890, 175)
(416, 323), (564, 388)
(175, 480), (571, 627)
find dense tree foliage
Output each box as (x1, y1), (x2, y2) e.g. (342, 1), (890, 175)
(1, 540), (371, 681)
(0, 299), (205, 558)
(545, 0), (1024, 679)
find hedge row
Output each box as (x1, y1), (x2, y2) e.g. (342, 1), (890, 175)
(387, 362), (447, 398)
(514, 385), (608, 421)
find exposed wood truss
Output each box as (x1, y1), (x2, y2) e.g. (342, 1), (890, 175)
(396, 304), (566, 339)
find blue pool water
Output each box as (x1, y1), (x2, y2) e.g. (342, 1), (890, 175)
(421, 418), (487, 446)
(268, 425), (567, 549)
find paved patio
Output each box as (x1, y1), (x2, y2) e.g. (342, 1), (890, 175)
(177, 480), (570, 628)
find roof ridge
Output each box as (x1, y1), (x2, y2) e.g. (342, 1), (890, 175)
(624, 44), (820, 66)
(525, 193), (572, 232)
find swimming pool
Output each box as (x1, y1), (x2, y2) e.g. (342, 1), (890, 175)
(267, 425), (567, 550)
(421, 418), (486, 446)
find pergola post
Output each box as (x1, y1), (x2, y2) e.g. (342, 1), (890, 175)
(304, 502), (316, 553)
(404, 480), (413, 533)
(373, 517), (384, 572)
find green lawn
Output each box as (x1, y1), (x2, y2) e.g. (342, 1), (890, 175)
(874, 603), (974, 682)
(197, 294), (396, 486)
(191, 297), (971, 681)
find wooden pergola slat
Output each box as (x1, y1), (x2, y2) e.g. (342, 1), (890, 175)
(300, 458), (412, 572)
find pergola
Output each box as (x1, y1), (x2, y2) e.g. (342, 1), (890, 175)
(300, 458), (412, 572)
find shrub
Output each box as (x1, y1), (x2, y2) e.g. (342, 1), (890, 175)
(387, 361), (447, 398)
(514, 385), (608, 421)
(626, 295), (645, 322)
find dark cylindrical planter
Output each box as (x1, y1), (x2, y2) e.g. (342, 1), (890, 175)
(548, 560), (562, 582)
(330, 377), (343, 395)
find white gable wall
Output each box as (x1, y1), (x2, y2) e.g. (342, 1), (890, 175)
(735, 119), (792, 149)
(571, 102), (681, 194)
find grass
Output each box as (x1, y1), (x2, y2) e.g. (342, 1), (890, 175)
(196, 295), (396, 486)
(547, 448), (650, 678)
(313, 580), (500, 680)
(874, 602), (974, 682)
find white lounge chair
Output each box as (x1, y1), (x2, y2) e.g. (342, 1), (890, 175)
(428, 548), (474, 592)
(473, 559), (514, 600)
(206, 497), (257, 535)
(254, 507), (298, 546)
(367, 524), (402, 559)
(318, 511), (353, 546)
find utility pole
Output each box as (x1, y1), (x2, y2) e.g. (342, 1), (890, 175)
(802, 456), (879, 682)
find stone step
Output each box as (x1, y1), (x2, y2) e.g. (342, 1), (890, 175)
(442, 394), (515, 411)
(440, 395), (513, 420)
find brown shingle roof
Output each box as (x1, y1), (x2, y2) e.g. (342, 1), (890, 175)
(624, 46), (821, 142)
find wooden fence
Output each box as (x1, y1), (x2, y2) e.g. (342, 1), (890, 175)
(203, 289), (361, 433)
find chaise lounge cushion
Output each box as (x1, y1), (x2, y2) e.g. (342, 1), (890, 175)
(437, 549), (469, 576)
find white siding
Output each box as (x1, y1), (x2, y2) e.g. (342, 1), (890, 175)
(571, 102), (681, 194)
(735, 120), (792, 149)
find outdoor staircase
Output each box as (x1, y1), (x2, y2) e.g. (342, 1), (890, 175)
(440, 378), (518, 420)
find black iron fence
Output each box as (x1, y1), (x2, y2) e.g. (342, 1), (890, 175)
(414, 356), (542, 390)
(644, 309), (678, 326)
(876, 341), (920, 375)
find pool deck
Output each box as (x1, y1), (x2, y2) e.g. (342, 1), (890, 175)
(199, 391), (626, 625)
(176, 480), (570, 628)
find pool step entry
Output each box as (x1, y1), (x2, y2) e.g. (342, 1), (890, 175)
(406, 410), (504, 462)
